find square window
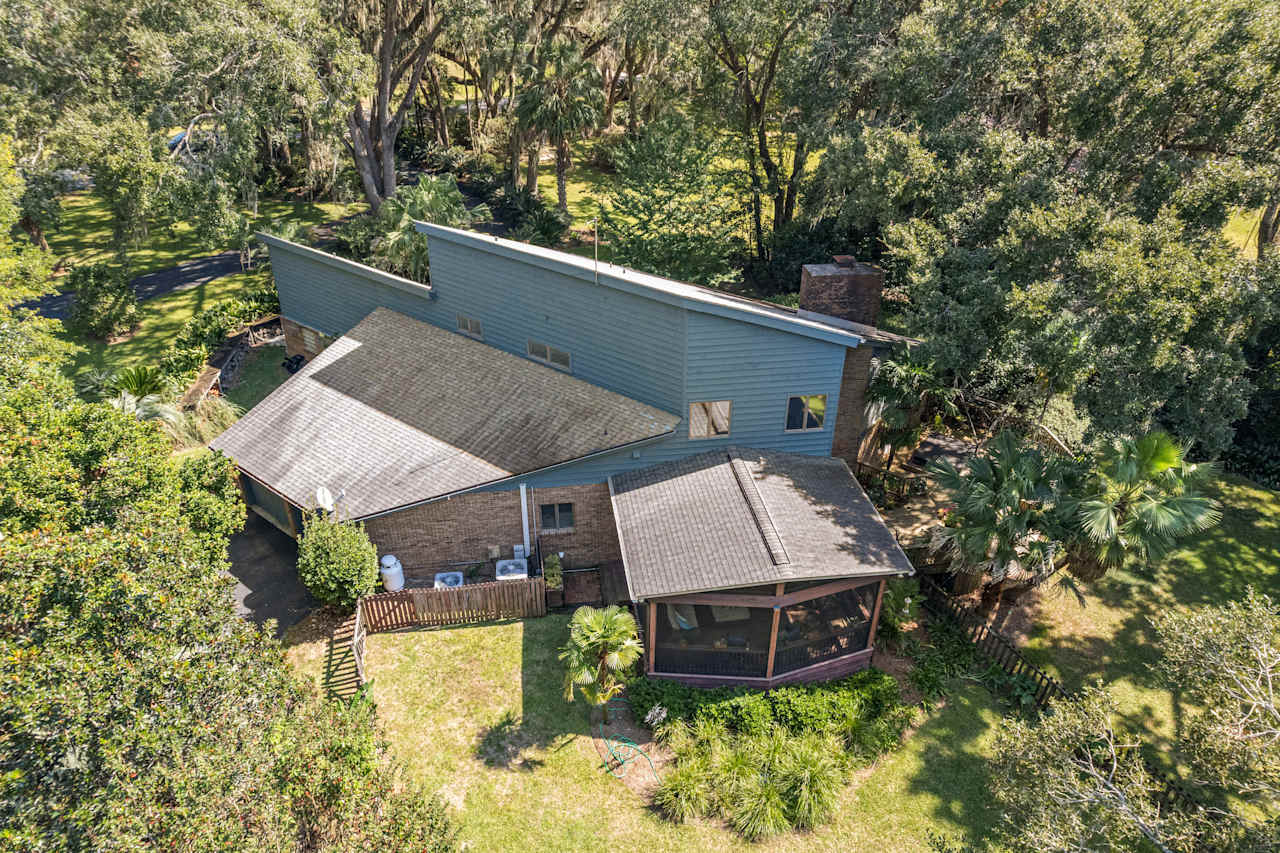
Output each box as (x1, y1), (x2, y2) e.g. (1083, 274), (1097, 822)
(528, 340), (549, 361)
(689, 400), (732, 439)
(549, 347), (571, 370)
(785, 394), (827, 432)
(539, 502), (574, 531)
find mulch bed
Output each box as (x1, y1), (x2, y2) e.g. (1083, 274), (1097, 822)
(589, 703), (673, 798)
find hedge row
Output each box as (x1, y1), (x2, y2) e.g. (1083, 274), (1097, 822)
(626, 668), (902, 736)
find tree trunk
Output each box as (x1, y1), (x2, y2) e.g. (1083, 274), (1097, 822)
(19, 219), (48, 252)
(525, 142), (540, 196)
(556, 139), (569, 215)
(1260, 196), (1280, 260)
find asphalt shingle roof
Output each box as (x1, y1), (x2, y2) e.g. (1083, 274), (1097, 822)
(609, 447), (914, 599)
(211, 308), (680, 518)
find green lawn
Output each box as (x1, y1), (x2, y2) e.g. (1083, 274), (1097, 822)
(47, 192), (363, 277)
(286, 614), (1004, 852)
(59, 269), (272, 378)
(1224, 207), (1263, 257)
(224, 344), (288, 411)
(1020, 474), (1280, 766)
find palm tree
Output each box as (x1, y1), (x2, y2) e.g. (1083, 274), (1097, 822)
(374, 175), (490, 280)
(866, 351), (959, 470)
(929, 430), (1078, 603)
(515, 41), (603, 216)
(1071, 432), (1222, 580)
(109, 390), (179, 424)
(559, 605), (642, 724)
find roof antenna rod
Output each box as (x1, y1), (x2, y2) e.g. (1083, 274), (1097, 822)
(590, 217), (599, 286)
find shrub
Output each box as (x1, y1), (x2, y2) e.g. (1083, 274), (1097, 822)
(655, 721), (849, 840)
(877, 576), (921, 649)
(113, 364), (170, 398)
(163, 397), (244, 448)
(512, 205), (570, 247)
(66, 262), (138, 338)
(628, 668), (902, 737)
(542, 553), (563, 589)
(156, 284), (279, 388)
(296, 512), (379, 607)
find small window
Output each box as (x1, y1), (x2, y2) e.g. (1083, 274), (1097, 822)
(785, 394), (827, 432)
(528, 339), (571, 371)
(456, 313), (483, 339)
(689, 400), (732, 439)
(540, 502), (574, 532)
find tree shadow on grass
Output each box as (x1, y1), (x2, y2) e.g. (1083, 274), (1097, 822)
(905, 684), (1006, 847)
(472, 613), (585, 771)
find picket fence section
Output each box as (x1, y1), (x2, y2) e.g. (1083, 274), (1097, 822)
(917, 575), (1067, 707)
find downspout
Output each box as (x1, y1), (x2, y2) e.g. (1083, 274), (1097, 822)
(519, 483), (531, 557)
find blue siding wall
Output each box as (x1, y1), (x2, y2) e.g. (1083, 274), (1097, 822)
(267, 235), (852, 494)
(501, 311), (845, 488)
(271, 237), (685, 414)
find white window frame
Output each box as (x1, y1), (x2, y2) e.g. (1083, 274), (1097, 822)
(688, 400), (733, 440)
(539, 502), (575, 533)
(784, 393), (828, 433)
(456, 313), (483, 340)
(527, 339), (572, 372)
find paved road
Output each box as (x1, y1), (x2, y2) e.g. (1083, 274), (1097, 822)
(227, 512), (315, 637)
(20, 250), (247, 321)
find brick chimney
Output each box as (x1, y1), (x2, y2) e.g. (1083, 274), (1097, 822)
(798, 256), (884, 327)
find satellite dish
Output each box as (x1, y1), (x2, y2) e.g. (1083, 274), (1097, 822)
(315, 486), (335, 514)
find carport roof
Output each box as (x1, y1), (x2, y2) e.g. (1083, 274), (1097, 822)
(608, 448), (915, 599)
(210, 307), (680, 518)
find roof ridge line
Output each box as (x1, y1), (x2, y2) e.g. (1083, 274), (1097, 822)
(727, 448), (790, 566)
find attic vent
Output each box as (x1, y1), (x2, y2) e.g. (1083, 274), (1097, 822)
(728, 450), (790, 566)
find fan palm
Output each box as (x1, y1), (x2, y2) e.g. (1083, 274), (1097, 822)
(112, 364), (170, 398)
(559, 604), (642, 723)
(929, 430), (1078, 600)
(866, 351), (959, 468)
(515, 41), (602, 215)
(109, 391), (179, 424)
(1071, 432), (1221, 579)
(374, 175), (490, 281)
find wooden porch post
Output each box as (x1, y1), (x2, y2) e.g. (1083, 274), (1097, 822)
(867, 578), (887, 648)
(646, 600), (656, 675)
(765, 583), (783, 680)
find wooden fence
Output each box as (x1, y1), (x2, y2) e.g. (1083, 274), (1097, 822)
(359, 576), (547, 634)
(351, 593), (368, 684)
(918, 574), (1067, 707)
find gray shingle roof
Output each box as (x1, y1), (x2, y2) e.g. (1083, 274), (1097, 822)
(609, 447), (914, 599)
(211, 308), (680, 518)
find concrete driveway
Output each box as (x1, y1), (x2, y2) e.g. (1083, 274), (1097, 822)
(227, 513), (316, 636)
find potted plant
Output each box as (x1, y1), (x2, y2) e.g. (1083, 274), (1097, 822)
(543, 553), (564, 608)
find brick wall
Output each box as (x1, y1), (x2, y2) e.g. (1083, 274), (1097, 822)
(282, 317), (333, 360)
(830, 346), (875, 463)
(529, 482), (621, 569)
(363, 490), (526, 573)
(361, 481), (622, 574)
(798, 261), (883, 327)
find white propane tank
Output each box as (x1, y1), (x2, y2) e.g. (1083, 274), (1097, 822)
(379, 554), (405, 592)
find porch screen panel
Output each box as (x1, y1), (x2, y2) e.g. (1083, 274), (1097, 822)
(652, 602), (771, 678)
(772, 581), (878, 676)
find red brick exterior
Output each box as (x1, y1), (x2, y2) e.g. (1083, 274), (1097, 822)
(798, 260), (884, 327)
(360, 481), (622, 582)
(529, 482), (621, 569)
(830, 345), (876, 464)
(282, 317), (332, 360)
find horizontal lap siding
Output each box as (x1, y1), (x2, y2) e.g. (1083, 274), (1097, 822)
(425, 239), (685, 413)
(507, 312), (849, 488)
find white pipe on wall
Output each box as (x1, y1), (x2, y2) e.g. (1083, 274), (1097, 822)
(519, 483), (531, 557)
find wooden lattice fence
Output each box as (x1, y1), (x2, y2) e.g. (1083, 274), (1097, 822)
(918, 575), (1067, 707)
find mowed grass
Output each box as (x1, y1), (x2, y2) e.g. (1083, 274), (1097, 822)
(1020, 474), (1280, 767)
(285, 614), (1004, 852)
(46, 192), (363, 277)
(1224, 207), (1263, 256)
(224, 344), (289, 411)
